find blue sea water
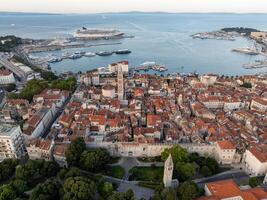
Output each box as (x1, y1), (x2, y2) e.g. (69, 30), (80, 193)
(0, 12), (267, 75)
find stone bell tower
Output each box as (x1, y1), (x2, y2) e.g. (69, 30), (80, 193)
(117, 66), (124, 100)
(163, 154), (173, 187)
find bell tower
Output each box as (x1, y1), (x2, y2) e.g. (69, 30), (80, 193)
(163, 154), (173, 187)
(117, 66), (124, 100)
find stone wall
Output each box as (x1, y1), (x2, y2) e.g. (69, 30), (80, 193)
(87, 142), (215, 158)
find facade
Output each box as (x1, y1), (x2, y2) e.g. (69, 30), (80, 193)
(102, 85), (115, 98)
(0, 125), (26, 161)
(215, 140), (236, 164)
(0, 69), (16, 84)
(117, 66), (124, 100)
(23, 108), (54, 139)
(26, 138), (54, 161)
(53, 143), (69, 167)
(163, 154), (173, 187)
(87, 142), (215, 158)
(200, 74), (217, 86)
(108, 61), (129, 74)
(243, 146), (267, 176)
(250, 98), (267, 112)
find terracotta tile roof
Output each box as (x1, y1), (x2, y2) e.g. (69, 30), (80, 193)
(217, 140), (235, 150)
(27, 138), (52, 151)
(249, 145), (267, 163)
(0, 69), (12, 76)
(53, 143), (69, 157)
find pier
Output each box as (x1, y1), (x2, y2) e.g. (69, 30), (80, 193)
(24, 42), (122, 53)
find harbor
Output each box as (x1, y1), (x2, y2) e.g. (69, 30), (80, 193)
(134, 62), (168, 72)
(191, 30), (237, 41)
(30, 49), (132, 68)
(243, 60), (267, 69)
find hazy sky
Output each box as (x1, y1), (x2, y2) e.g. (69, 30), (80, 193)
(1, 0), (267, 13)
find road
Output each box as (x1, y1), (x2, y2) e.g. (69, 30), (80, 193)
(0, 55), (26, 81)
(194, 169), (249, 188)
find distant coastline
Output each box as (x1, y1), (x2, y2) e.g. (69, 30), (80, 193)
(1, 11), (267, 15)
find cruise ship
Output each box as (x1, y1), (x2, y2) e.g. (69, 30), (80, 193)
(74, 27), (124, 40)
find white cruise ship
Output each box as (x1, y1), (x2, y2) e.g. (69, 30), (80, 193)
(73, 27), (124, 40)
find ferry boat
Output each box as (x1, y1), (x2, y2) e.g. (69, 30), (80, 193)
(115, 49), (131, 54)
(74, 27), (124, 40)
(96, 51), (113, 56)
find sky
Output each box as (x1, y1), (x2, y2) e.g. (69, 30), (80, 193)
(1, 0), (267, 14)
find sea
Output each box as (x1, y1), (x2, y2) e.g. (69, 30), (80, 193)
(0, 12), (267, 75)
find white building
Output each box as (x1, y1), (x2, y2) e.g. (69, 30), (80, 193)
(250, 98), (267, 112)
(102, 85), (115, 98)
(214, 141), (236, 164)
(108, 61), (129, 74)
(23, 108), (54, 139)
(0, 124), (26, 161)
(0, 69), (15, 85)
(243, 146), (267, 176)
(26, 138), (54, 161)
(200, 74), (217, 86)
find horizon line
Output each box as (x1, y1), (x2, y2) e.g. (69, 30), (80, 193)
(1, 10), (267, 15)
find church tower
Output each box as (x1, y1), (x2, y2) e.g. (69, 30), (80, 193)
(117, 66), (124, 100)
(163, 154), (173, 187)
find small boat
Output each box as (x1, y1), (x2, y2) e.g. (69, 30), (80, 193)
(84, 52), (96, 57)
(69, 52), (82, 59)
(115, 49), (131, 54)
(140, 61), (156, 67)
(96, 51), (113, 56)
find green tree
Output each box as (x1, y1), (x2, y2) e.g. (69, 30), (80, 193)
(15, 160), (59, 186)
(0, 158), (18, 182)
(63, 176), (96, 200)
(188, 153), (200, 163)
(98, 182), (113, 198)
(30, 179), (61, 200)
(200, 166), (212, 177)
(107, 189), (135, 200)
(41, 161), (60, 177)
(249, 177), (259, 188)
(161, 145), (188, 164)
(176, 162), (196, 181)
(9, 179), (28, 195)
(125, 189), (135, 200)
(241, 82), (252, 88)
(59, 167), (83, 180)
(66, 137), (86, 167)
(177, 181), (201, 200)
(161, 188), (176, 200)
(0, 184), (17, 200)
(80, 148), (110, 172)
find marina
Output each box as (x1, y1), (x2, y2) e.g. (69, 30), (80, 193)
(134, 62), (168, 72)
(30, 49), (132, 68)
(243, 60), (267, 69)
(232, 47), (259, 55)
